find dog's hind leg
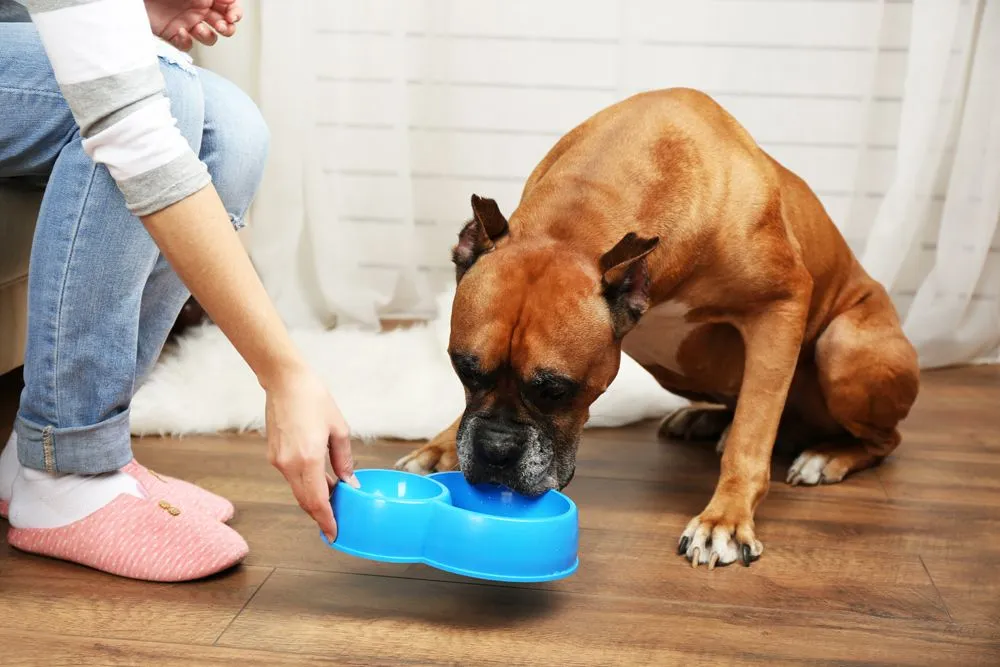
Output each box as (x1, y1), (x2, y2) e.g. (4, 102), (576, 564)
(658, 406), (733, 445)
(648, 378), (734, 449)
(395, 417), (460, 474)
(787, 288), (919, 486)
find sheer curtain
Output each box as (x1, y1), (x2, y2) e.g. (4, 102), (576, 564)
(200, 0), (999, 365)
(198, 0), (434, 329)
(858, 0), (1000, 367)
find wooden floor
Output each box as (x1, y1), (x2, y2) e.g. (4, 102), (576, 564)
(1, 366), (999, 665)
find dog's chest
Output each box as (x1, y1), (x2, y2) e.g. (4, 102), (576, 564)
(621, 301), (699, 375)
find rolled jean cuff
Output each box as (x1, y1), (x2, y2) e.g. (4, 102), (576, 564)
(15, 409), (133, 474)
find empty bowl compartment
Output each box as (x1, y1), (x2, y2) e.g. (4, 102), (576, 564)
(326, 469), (451, 562)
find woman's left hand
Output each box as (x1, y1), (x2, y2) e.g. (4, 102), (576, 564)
(144, 0), (243, 52)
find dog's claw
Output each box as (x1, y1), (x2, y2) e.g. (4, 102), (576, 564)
(680, 513), (763, 570)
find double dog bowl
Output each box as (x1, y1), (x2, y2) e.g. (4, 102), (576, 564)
(322, 469), (579, 582)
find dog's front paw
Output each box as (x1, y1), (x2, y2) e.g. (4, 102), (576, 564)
(394, 442), (458, 475)
(678, 503), (763, 570)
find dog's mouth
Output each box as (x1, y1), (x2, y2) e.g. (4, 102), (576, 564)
(456, 414), (574, 495)
(463, 462), (561, 497)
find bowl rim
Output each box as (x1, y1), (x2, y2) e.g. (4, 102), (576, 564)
(341, 468), (451, 505)
(334, 468), (578, 522)
(428, 471), (578, 524)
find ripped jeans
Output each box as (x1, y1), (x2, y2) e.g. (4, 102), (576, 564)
(0, 23), (269, 473)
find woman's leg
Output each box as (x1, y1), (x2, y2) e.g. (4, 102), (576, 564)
(12, 53), (205, 475)
(0, 27), (246, 580)
(134, 66), (270, 384)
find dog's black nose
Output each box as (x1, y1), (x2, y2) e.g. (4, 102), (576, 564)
(474, 422), (525, 467)
(476, 439), (522, 467)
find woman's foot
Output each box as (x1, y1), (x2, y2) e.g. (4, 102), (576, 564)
(7, 467), (247, 581)
(120, 459), (235, 522)
(0, 433), (234, 522)
(1, 433), (246, 581)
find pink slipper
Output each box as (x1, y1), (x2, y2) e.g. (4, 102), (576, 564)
(7, 494), (248, 581)
(0, 461), (234, 523)
(121, 460), (234, 523)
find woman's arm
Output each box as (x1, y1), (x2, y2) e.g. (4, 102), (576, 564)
(143, 187), (358, 540)
(19, 0), (356, 538)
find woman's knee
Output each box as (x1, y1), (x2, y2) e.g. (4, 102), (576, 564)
(198, 68), (269, 224)
(158, 51), (207, 154)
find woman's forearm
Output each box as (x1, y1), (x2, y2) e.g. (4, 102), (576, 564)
(141, 184), (304, 388)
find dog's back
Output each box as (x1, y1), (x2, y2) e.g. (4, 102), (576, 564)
(512, 87), (881, 338)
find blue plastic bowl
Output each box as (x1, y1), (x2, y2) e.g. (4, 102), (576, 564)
(322, 469), (579, 583)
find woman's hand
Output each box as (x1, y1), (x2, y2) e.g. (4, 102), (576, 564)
(144, 0), (242, 51)
(264, 365), (359, 542)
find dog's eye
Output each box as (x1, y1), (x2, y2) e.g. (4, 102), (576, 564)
(457, 367), (488, 390)
(523, 373), (578, 410)
(451, 353), (490, 391)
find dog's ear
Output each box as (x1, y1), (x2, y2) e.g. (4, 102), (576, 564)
(453, 194), (509, 281)
(600, 232), (660, 338)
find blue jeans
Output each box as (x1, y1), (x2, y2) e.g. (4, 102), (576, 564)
(0, 24), (269, 474)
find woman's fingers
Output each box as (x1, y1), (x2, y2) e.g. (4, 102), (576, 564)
(289, 464), (338, 542)
(203, 9), (236, 37)
(328, 420), (359, 488)
(191, 21), (218, 46)
(170, 27), (193, 51)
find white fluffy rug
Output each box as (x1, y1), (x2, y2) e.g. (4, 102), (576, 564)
(130, 289), (685, 440)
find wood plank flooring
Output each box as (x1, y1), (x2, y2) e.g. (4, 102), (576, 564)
(1, 366), (998, 665)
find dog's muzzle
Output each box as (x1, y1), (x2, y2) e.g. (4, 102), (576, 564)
(458, 413), (562, 496)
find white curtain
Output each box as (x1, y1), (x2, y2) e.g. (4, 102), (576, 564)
(198, 0), (435, 329)
(198, 0), (999, 366)
(858, 0), (1000, 367)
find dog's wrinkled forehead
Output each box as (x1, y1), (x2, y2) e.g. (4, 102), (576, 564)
(449, 246), (616, 378)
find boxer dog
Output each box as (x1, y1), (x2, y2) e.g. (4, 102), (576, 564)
(395, 88), (919, 569)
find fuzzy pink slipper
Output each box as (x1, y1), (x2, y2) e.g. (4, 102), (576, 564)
(7, 494), (248, 581)
(0, 461), (234, 523)
(121, 460), (234, 523)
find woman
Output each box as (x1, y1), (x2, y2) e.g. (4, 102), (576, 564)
(0, 0), (356, 580)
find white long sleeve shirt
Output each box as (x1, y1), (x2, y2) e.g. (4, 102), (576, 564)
(15, 0), (210, 215)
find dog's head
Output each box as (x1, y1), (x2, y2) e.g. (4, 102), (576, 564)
(448, 194), (659, 496)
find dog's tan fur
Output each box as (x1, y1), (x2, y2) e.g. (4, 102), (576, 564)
(396, 88), (919, 568)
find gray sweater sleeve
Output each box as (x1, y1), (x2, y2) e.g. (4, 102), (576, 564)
(18, 0), (210, 216)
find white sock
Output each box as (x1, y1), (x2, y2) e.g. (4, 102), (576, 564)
(0, 433), (18, 503)
(2, 432), (143, 529)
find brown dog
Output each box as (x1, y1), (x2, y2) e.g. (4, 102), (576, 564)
(395, 88), (919, 569)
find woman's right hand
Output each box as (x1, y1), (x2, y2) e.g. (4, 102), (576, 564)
(144, 0), (243, 51)
(263, 365), (359, 541)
